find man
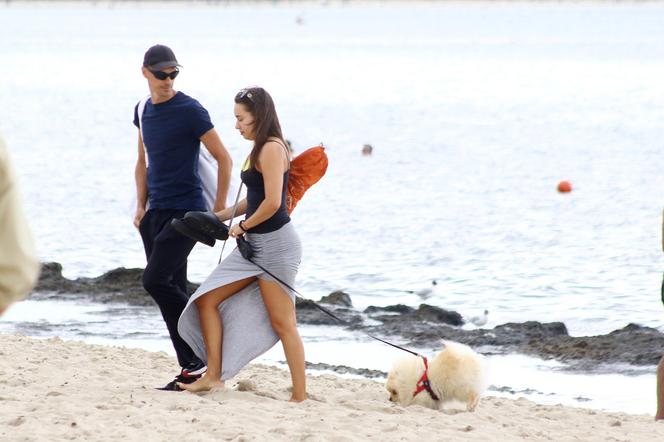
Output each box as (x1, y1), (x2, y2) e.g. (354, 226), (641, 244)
(133, 44), (232, 390)
(0, 135), (39, 316)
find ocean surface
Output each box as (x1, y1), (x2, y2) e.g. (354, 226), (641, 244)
(1, 1), (664, 415)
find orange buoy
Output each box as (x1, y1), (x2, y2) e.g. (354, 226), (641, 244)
(557, 180), (572, 193)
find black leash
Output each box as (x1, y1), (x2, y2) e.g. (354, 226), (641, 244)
(220, 181), (421, 358)
(236, 236), (421, 358)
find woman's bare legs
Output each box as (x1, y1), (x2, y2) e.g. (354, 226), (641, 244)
(178, 277), (255, 392)
(258, 279), (306, 402)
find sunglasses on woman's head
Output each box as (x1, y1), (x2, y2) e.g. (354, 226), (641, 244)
(150, 68), (179, 80)
(236, 89), (255, 103)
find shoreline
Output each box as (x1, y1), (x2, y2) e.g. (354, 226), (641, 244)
(30, 262), (664, 371)
(3, 298), (658, 416)
(2, 333), (663, 441)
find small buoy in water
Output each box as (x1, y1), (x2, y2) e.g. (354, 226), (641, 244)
(362, 144), (373, 156)
(557, 180), (572, 193)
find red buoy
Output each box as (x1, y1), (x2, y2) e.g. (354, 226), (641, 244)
(557, 180), (572, 193)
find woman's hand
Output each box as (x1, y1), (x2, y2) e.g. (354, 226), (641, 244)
(228, 223), (245, 238)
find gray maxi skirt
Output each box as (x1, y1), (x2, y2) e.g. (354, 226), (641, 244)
(177, 222), (302, 380)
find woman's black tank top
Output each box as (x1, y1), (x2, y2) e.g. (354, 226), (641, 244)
(240, 166), (290, 234)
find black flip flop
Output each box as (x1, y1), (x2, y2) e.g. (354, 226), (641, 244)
(183, 211), (229, 240)
(170, 218), (216, 247)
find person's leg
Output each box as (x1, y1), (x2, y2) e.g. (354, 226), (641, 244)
(178, 276), (255, 392)
(141, 210), (198, 367)
(258, 279), (306, 402)
(657, 355), (664, 420)
(173, 259), (189, 296)
(138, 210), (155, 260)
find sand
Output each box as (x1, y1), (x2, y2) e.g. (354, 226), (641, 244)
(1, 334), (662, 441)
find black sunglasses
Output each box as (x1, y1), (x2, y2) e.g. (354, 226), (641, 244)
(150, 68), (179, 80)
(236, 88), (255, 103)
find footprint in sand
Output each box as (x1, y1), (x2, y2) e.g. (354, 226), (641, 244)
(236, 379), (256, 392)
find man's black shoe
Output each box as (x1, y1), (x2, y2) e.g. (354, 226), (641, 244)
(183, 211), (230, 240)
(170, 218), (216, 247)
(182, 360), (208, 377)
(156, 362), (207, 391)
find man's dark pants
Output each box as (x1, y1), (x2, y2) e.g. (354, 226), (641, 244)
(139, 208), (200, 368)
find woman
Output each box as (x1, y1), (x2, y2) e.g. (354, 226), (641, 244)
(177, 87), (305, 401)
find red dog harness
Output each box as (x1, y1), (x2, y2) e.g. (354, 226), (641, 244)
(412, 356), (440, 401)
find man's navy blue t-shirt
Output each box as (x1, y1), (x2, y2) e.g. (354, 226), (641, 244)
(133, 91), (213, 210)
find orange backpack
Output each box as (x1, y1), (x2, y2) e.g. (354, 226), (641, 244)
(286, 145), (328, 214)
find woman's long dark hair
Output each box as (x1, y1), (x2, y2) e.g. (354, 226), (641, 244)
(235, 87), (284, 170)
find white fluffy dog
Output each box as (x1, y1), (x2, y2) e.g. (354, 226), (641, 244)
(385, 341), (486, 411)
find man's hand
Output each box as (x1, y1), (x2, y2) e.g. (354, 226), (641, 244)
(133, 207), (146, 229)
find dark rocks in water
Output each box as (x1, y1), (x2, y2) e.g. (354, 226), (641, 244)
(415, 304), (464, 326)
(34, 262), (359, 324)
(319, 290), (353, 307)
(363, 315), (570, 351)
(31, 262), (664, 371)
(35, 262), (155, 306)
(491, 321), (569, 346)
(303, 361), (387, 379)
(295, 295), (363, 326)
(368, 316), (664, 370)
(366, 303), (464, 327)
(489, 385), (542, 396)
(523, 323), (664, 368)
(364, 304), (414, 315)
(37, 262), (70, 290)
(34, 262), (201, 307)
(295, 297), (318, 310)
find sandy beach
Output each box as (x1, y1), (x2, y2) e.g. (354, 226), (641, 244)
(0, 334), (661, 441)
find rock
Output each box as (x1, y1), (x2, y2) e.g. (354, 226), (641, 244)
(416, 304), (464, 326)
(295, 297), (319, 310)
(304, 361), (386, 379)
(29, 263), (664, 371)
(319, 290), (353, 307)
(37, 262), (68, 289)
(295, 297), (363, 326)
(366, 304), (464, 330)
(523, 323), (664, 367)
(364, 304), (414, 315)
(32, 261), (198, 306)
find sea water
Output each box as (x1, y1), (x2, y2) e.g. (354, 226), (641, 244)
(1, 0), (663, 415)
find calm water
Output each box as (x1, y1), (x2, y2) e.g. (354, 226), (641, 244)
(1, 1), (664, 415)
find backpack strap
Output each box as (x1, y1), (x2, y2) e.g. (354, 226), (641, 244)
(266, 138), (291, 169)
(137, 95), (150, 167)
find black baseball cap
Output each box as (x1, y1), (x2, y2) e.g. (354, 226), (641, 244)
(143, 44), (182, 70)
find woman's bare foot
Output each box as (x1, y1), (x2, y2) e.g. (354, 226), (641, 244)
(289, 394), (306, 403)
(177, 376), (224, 393)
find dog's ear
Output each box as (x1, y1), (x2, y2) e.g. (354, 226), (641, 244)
(385, 375), (399, 403)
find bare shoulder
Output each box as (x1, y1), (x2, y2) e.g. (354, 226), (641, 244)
(265, 137), (287, 149)
(258, 139), (289, 171)
(261, 139), (288, 158)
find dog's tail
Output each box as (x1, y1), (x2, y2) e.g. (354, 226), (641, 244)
(440, 340), (489, 393)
